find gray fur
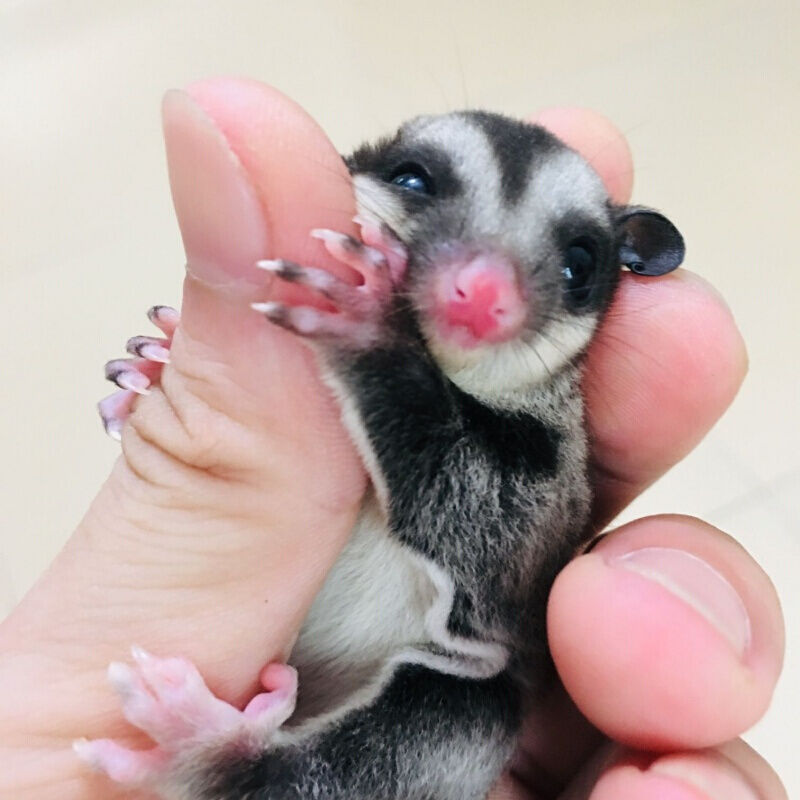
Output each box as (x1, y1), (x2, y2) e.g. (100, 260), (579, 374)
(143, 111), (683, 799)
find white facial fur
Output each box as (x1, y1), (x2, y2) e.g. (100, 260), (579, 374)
(351, 114), (613, 407)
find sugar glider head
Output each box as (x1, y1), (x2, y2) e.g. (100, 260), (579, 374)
(346, 111), (685, 400)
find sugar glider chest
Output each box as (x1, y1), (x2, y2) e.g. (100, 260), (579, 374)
(84, 110), (685, 799)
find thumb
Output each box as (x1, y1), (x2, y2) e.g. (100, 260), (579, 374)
(81, 80), (368, 689)
(150, 80), (364, 512)
(0, 83), (373, 765)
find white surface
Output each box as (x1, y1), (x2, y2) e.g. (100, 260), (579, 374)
(2, 0), (797, 793)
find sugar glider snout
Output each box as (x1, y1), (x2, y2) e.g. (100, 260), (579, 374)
(431, 253), (527, 348)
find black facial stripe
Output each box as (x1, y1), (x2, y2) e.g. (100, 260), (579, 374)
(554, 217), (612, 252)
(344, 131), (402, 175)
(348, 138), (463, 202)
(553, 216), (617, 315)
(465, 112), (561, 205)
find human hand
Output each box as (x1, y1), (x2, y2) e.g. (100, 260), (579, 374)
(0, 81), (784, 800)
(485, 110), (786, 799)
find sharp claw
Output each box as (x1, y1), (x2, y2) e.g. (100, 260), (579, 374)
(147, 305), (178, 323)
(253, 302), (344, 337)
(256, 259), (342, 295)
(311, 228), (390, 288)
(310, 228), (351, 245)
(116, 372), (151, 395)
(353, 215), (406, 256)
(143, 346), (170, 363)
(146, 305), (180, 337)
(98, 391), (137, 441)
(251, 301), (283, 317)
(253, 301), (319, 332)
(310, 229), (364, 256)
(108, 662), (137, 696)
(255, 258), (286, 273)
(125, 336), (171, 363)
(72, 738), (90, 756)
(130, 646), (152, 664)
(255, 259), (313, 284)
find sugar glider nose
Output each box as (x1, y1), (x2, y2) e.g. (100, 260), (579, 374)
(436, 256), (527, 346)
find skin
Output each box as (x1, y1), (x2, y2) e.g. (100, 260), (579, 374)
(0, 80), (786, 800)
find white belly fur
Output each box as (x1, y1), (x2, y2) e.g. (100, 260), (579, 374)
(287, 364), (509, 725)
(289, 496), (434, 721)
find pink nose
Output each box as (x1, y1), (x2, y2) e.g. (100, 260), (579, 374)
(439, 257), (526, 345)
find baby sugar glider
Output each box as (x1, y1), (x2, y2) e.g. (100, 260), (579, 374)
(84, 111), (685, 799)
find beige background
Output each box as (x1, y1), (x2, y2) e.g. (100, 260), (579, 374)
(2, 0), (797, 793)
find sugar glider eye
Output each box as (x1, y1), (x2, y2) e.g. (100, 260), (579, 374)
(389, 163), (434, 195)
(562, 241), (596, 307)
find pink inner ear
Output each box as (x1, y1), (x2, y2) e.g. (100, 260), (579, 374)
(433, 256), (528, 347)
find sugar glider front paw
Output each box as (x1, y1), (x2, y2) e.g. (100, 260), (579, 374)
(253, 221), (407, 348)
(74, 649), (297, 790)
(98, 305), (179, 440)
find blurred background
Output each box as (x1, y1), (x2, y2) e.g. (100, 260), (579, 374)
(2, 0), (798, 792)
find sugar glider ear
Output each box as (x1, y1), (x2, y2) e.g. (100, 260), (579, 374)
(616, 206), (686, 276)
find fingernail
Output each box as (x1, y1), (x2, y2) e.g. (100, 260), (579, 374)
(162, 89), (269, 287)
(611, 547), (751, 657)
(650, 753), (761, 800)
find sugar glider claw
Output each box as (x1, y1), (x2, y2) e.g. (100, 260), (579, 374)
(253, 300), (380, 346)
(125, 335), (171, 364)
(98, 390), (136, 441)
(146, 305), (180, 336)
(98, 305), (180, 439)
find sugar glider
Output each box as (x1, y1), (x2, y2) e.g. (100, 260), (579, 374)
(84, 110), (685, 799)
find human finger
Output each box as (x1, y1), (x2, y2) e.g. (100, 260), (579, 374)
(529, 108), (747, 525)
(564, 739), (786, 800)
(548, 516), (784, 751)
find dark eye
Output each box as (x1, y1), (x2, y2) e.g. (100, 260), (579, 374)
(389, 164), (433, 195)
(562, 242), (596, 306)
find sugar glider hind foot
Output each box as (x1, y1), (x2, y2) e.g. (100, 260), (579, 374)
(76, 651), (517, 800)
(75, 649), (297, 791)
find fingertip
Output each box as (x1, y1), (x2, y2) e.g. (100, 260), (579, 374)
(183, 77), (313, 151)
(161, 87), (269, 286)
(182, 77), (357, 278)
(585, 270), (748, 522)
(717, 740), (789, 800)
(548, 516), (783, 751)
(591, 767), (704, 800)
(561, 740), (782, 800)
(527, 107), (634, 203)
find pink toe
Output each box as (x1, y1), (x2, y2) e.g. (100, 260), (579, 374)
(355, 215), (407, 283)
(74, 738), (168, 785)
(126, 335), (172, 363)
(260, 663), (298, 695)
(117, 371), (152, 394)
(98, 390), (137, 440)
(243, 692), (279, 718)
(244, 664), (298, 722)
(147, 305), (180, 337)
